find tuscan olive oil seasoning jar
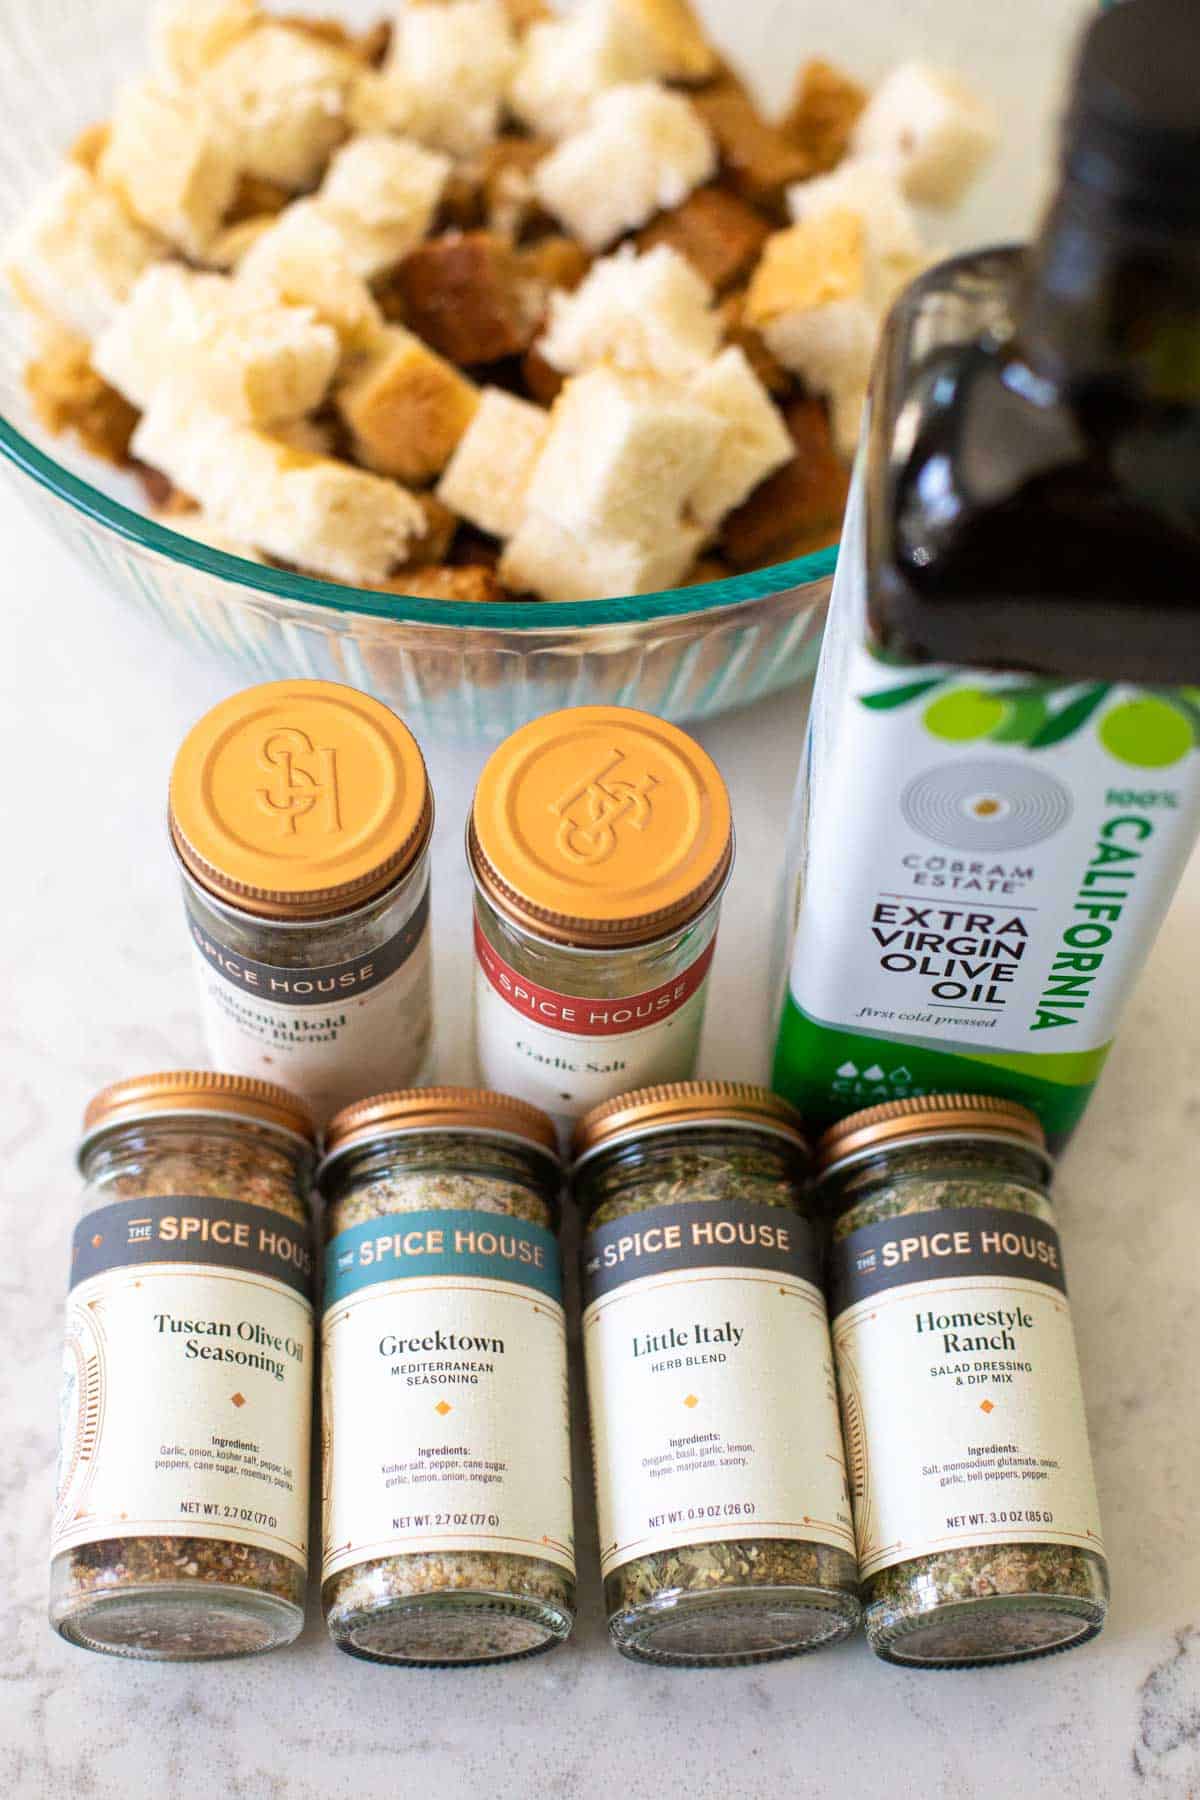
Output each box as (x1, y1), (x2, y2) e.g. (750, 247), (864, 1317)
(820, 1095), (1109, 1669)
(469, 708), (733, 1134)
(318, 1088), (575, 1666)
(170, 680), (434, 1128)
(50, 1073), (317, 1660)
(572, 1083), (860, 1667)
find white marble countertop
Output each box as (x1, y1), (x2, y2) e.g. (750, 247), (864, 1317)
(2, 464), (1199, 1799)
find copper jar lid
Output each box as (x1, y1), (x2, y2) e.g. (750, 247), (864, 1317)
(80, 1071), (316, 1159)
(320, 1086), (561, 1175)
(572, 1081), (809, 1166)
(816, 1094), (1048, 1178)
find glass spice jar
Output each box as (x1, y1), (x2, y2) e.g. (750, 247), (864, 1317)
(468, 707), (733, 1137)
(572, 1082), (860, 1667)
(317, 1088), (575, 1666)
(170, 679), (434, 1129)
(50, 1073), (317, 1661)
(819, 1094), (1109, 1669)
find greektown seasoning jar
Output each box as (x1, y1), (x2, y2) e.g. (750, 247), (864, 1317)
(572, 1083), (860, 1667)
(50, 1073), (317, 1660)
(317, 1088), (575, 1666)
(819, 1095), (1109, 1669)
(170, 679), (434, 1128)
(469, 707), (733, 1136)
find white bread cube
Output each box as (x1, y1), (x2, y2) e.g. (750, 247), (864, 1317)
(159, 505), (265, 563)
(747, 211), (878, 399)
(336, 326), (479, 483)
(134, 387), (427, 582)
(5, 166), (162, 339)
(437, 388), (550, 538)
(853, 63), (998, 208)
(501, 509), (703, 601)
(204, 24), (358, 189)
(509, 6), (657, 140)
(317, 135), (450, 279)
(152, 0), (259, 82)
(100, 80), (238, 257)
(687, 347), (793, 527)
(535, 83), (717, 250)
(356, 0), (518, 156)
(539, 244), (720, 380)
(93, 264), (229, 406)
(237, 201), (382, 349)
(789, 159), (923, 297)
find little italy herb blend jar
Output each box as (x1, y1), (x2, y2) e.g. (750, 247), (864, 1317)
(318, 1088), (575, 1665)
(50, 1073), (317, 1660)
(170, 679), (434, 1128)
(572, 1082), (860, 1667)
(820, 1095), (1109, 1669)
(469, 707), (733, 1134)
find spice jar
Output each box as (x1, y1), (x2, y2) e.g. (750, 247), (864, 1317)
(469, 707), (733, 1135)
(170, 679), (434, 1128)
(50, 1073), (317, 1661)
(317, 1088), (575, 1666)
(819, 1095), (1109, 1669)
(572, 1082), (860, 1667)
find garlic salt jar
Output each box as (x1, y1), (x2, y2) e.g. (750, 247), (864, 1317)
(170, 681), (434, 1128)
(468, 708), (733, 1133)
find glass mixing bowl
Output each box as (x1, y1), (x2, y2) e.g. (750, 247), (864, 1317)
(0, 0), (1084, 738)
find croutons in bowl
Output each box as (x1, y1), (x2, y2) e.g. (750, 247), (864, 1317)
(0, 0), (1064, 738)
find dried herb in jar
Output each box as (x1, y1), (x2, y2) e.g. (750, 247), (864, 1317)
(170, 679), (435, 1129)
(50, 1073), (317, 1661)
(820, 1094), (1109, 1668)
(469, 708), (733, 1135)
(572, 1082), (860, 1667)
(318, 1089), (575, 1666)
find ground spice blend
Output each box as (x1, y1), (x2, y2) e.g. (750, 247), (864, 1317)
(318, 1089), (575, 1666)
(820, 1095), (1109, 1668)
(572, 1083), (860, 1666)
(469, 707), (733, 1136)
(50, 1073), (317, 1660)
(170, 679), (434, 1129)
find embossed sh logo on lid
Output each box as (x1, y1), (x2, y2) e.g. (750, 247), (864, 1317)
(256, 727), (344, 838)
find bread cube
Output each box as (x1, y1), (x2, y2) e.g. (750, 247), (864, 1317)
(691, 74), (811, 210)
(205, 214), (279, 270)
(509, 7), (656, 140)
(720, 394), (848, 569)
(204, 23), (358, 189)
(24, 329), (140, 466)
(437, 388), (550, 538)
(481, 136), (551, 239)
(539, 244), (720, 380)
(535, 83), (717, 250)
(100, 80), (238, 257)
(151, 0), (259, 82)
(687, 346), (793, 527)
(358, 0), (518, 156)
(788, 158), (923, 297)
(237, 200), (383, 349)
(394, 231), (545, 364)
(6, 166), (162, 339)
(501, 509), (704, 601)
(337, 326), (479, 483)
(637, 183), (771, 292)
(616, 0), (717, 84)
(853, 62), (998, 208)
(780, 60), (867, 175)
(318, 135), (450, 278)
(747, 211), (878, 398)
(520, 234), (591, 294)
(378, 563), (504, 602)
(159, 505), (265, 563)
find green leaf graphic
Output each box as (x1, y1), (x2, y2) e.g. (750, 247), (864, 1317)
(1028, 684), (1112, 748)
(860, 676), (947, 712)
(990, 688), (1052, 744)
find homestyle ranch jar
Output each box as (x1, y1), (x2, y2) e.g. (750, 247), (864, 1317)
(50, 1073), (317, 1660)
(468, 707), (733, 1135)
(318, 1088), (575, 1666)
(170, 680), (434, 1128)
(820, 1094), (1109, 1668)
(572, 1082), (860, 1666)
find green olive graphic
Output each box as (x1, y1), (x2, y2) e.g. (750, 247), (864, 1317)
(923, 688), (1008, 742)
(1098, 698), (1194, 768)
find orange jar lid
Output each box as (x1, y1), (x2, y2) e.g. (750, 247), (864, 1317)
(80, 1071), (316, 1153)
(321, 1086), (560, 1167)
(469, 708), (733, 948)
(169, 680), (432, 921)
(816, 1094), (1048, 1177)
(572, 1081), (809, 1165)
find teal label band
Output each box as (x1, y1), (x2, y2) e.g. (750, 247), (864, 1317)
(324, 1209), (563, 1308)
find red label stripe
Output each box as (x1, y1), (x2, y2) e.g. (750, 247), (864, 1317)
(474, 920), (717, 1037)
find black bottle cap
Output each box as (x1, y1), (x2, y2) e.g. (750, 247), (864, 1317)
(1063, 0), (1200, 222)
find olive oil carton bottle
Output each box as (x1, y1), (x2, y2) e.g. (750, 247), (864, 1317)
(773, 0), (1200, 1145)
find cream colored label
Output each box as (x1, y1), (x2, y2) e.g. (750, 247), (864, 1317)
(832, 1275), (1105, 1579)
(583, 1267), (854, 1577)
(53, 1267), (312, 1568)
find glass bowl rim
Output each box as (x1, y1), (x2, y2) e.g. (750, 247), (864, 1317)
(0, 409), (839, 633)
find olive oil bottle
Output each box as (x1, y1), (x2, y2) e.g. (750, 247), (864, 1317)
(774, 0), (1200, 1144)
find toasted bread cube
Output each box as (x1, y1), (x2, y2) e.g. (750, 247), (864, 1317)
(691, 75), (811, 210)
(535, 83), (717, 251)
(780, 60), (868, 175)
(205, 213), (279, 269)
(237, 200), (383, 349)
(100, 80), (238, 257)
(853, 63), (997, 209)
(540, 244), (719, 380)
(520, 235), (591, 294)
(718, 289), (792, 395)
(318, 136), (450, 279)
(24, 329), (140, 465)
(687, 346), (793, 526)
(636, 183), (771, 292)
(720, 393), (848, 569)
(509, 7), (656, 140)
(204, 24), (357, 189)
(747, 211), (878, 398)
(395, 231), (545, 364)
(437, 387), (550, 538)
(522, 344), (565, 407)
(501, 509), (704, 601)
(356, 0), (518, 156)
(152, 0), (259, 82)
(6, 166), (162, 339)
(481, 136), (551, 238)
(378, 563), (504, 601)
(616, 0), (716, 83)
(788, 158), (923, 294)
(337, 326), (479, 483)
